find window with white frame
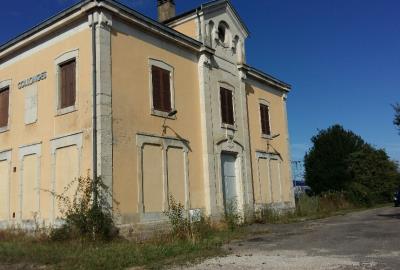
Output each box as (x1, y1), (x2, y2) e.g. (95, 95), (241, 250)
(0, 86), (10, 129)
(59, 59), (76, 109)
(149, 59), (175, 117)
(220, 87), (235, 126)
(259, 101), (271, 136)
(55, 49), (79, 115)
(0, 80), (11, 131)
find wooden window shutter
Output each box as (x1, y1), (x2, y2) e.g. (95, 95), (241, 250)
(260, 103), (271, 135)
(220, 87), (234, 125)
(152, 66), (162, 110)
(220, 88), (227, 123)
(0, 87), (9, 127)
(60, 60), (76, 109)
(152, 65), (171, 112)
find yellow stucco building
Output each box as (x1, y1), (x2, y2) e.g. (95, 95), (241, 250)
(0, 0), (294, 228)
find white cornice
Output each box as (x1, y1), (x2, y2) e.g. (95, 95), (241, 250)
(0, 0), (204, 64)
(239, 65), (291, 92)
(0, 6), (89, 62)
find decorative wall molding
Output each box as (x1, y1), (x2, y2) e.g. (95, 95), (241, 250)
(136, 133), (190, 222)
(18, 143), (42, 221)
(95, 11), (114, 206)
(54, 49), (80, 116)
(50, 132), (83, 222)
(255, 151), (283, 204)
(0, 150), (12, 223)
(148, 58), (176, 118)
(0, 80), (12, 133)
(214, 139), (245, 215)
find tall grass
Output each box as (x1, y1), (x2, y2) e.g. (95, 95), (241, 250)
(256, 192), (356, 224)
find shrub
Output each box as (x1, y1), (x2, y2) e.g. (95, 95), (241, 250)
(224, 200), (243, 231)
(347, 146), (400, 205)
(295, 194), (320, 217)
(163, 196), (190, 240)
(163, 195), (212, 242)
(50, 175), (119, 241)
(255, 207), (288, 224)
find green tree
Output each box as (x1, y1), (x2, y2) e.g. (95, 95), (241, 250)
(304, 125), (366, 194)
(304, 125), (365, 194)
(394, 103), (400, 133)
(305, 124), (400, 205)
(347, 145), (400, 205)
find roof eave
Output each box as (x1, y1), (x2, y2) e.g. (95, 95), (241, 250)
(239, 64), (291, 92)
(101, 0), (202, 50)
(201, 0), (250, 36)
(0, 0), (92, 53)
(0, 0), (203, 60)
(164, 0), (250, 37)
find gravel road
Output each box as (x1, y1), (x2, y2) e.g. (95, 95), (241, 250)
(181, 207), (400, 270)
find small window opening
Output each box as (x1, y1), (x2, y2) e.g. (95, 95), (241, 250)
(218, 24), (226, 43)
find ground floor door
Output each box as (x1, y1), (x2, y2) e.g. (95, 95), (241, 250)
(221, 153), (237, 213)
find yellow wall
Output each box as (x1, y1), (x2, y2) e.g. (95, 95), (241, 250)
(54, 146), (80, 218)
(246, 82), (293, 205)
(21, 154), (38, 220)
(0, 26), (93, 223)
(167, 147), (186, 205)
(111, 20), (204, 223)
(170, 19), (198, 40)
(142, 144), (163, 213)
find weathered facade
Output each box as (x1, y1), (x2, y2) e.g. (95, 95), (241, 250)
(0, 0), (294, 229)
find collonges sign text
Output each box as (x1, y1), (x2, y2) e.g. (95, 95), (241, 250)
(18, 72), (47, 89)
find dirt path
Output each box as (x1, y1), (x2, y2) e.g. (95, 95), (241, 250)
(180, 207), (400, 270)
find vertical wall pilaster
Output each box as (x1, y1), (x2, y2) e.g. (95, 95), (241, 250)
(282, 93), (295, 206)
(238, 69), (254, 216)
(198, 50), (218, 217)
(93, 11), (113, 204)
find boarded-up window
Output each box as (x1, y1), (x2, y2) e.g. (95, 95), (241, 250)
(220, 87), (234, 125)
(21, 154), (38, 220)
(55, 146), (79, 218)
(0, 159), (10, 220)
(257, 158), (272, 204)
(143, 144), (163, 213)
(0, 87), (9, 128)
(260, 103), (271, 135)
(270, 158), (282, 203)
(152, 65), (171, 112)
(59, 60), (76, 109)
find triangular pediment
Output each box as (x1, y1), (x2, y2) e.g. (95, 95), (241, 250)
(201, 0), (249, 39)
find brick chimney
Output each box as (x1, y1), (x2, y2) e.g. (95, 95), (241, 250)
(157, 0), (176, 22)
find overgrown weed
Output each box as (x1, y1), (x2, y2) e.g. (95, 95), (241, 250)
(256, 192), (357, 224)
(163, 195), (214, 242)
(49, 175), (119, 242)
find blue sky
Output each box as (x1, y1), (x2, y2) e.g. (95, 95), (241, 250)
(1, 0), (399, 163)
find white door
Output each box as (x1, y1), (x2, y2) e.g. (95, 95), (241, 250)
(221, 153), (237, 213)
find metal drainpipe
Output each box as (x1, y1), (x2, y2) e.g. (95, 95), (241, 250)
(91, 11), (98, 204)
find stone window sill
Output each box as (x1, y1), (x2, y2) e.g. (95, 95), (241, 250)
(261, 134), (273, 140)
(221, 123), (237, 131)
(151, 109), (177, 120)
(56, 105), (77, 116)
(0, 126), (9, 134)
